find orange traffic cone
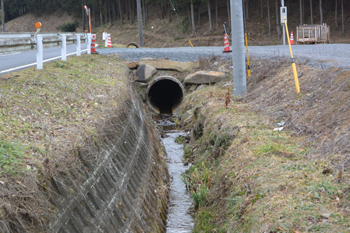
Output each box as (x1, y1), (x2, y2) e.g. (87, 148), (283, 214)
(290, 31), (294, 45)
(223, 33), (232, 53)
(107, 34), (112, 48)
(91, 34), (96, 53)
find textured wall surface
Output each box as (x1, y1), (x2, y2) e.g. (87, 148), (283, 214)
(47, 91), (168, 233)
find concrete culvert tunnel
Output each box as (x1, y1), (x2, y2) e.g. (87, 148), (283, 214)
(147, 76), (185, 114)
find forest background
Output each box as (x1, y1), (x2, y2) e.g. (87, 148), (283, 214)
(1, 0), (349, 47)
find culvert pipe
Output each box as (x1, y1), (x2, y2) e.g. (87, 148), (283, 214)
(146, 76), (185, 114)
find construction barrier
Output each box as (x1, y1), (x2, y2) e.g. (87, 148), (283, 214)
(107, 34), (112, 48)
(222, 22), (232, 53)
(290, 31), (294, 45)
(91, 34), (96, 53)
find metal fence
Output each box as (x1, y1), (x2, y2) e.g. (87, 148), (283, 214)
(0, 33), (92, 70)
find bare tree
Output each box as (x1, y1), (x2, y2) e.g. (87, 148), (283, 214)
(299, 0), (303, 25)
(275, 0), (281, 38)
(267, 0), (271, 36)
(99, 0), (103, 26)
(335, 0), (338, 28)
(208, 0), (213, 32)
(261, 0), (264, 19)
(319, 0), (323, 24)
(190, 0), (196, 34)
(227, 0), (230, 28)
(215, 0), (218, 27)
(310, 0), (313, 24)
(1, 0), (5, 32)
(341, 0), (344, 34)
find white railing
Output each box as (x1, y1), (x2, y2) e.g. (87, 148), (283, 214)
(0, 33), (92, 70)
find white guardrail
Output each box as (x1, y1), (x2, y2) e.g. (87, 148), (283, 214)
(0, 33), (92, 70)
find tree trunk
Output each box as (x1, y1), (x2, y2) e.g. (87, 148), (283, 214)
(82, 0), (86, 31)
(215, 0), (218, 27)
(107, 0), (112, 25)
(335, 0), (338, 28)
(2, 0), (5, 32)
(104, 1), (108, 24)
(261, 0), (264, 19)
(227, 0), (230, 29)
(197, 2), (201, 26)
(275, 0), (281, 38)
(159, 3), (164, 19)
(142, 0), (146, 25)
(319, 0), (323, 24)
(310, 0), (313, 24)
(168, 1), (171, 22)
(245, 0), (249, 19)
(341, 0), (344, 34)
(188, 6), (192, 32)
(112, 0), (116, 23)
(268, 0), (271, 36)
(190, 0), (196, 34)
(208, 0), (213, 32)
(300, 0), (302, 25)
(118, 0), (123, 24)
(129, 0), (133, 24)
(99, 0), (103, 26)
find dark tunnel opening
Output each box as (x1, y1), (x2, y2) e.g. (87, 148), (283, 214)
(147, 77), (184, 114)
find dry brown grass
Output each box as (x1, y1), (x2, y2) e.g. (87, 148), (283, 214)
(179, 58), (350, 232)
(0, 54), (130, 231)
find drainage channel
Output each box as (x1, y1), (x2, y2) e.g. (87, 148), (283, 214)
(156, 115), (194, 233)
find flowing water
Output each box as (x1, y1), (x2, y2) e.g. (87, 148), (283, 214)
(156, 116), (194, 233)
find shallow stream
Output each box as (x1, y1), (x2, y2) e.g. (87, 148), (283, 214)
(156, 116), (194, 232)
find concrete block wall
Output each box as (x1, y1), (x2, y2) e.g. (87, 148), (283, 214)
(47, 93), (169, 233)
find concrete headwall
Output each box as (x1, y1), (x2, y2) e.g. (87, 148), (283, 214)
(47, 91), (169, 232)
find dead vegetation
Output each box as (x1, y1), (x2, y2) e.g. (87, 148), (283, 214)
(0, 54), (130, 231)
(178, 56), (350, 232)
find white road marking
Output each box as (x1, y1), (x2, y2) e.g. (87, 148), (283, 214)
(0, 52), (22, 57)
(0, 49), (88, 75)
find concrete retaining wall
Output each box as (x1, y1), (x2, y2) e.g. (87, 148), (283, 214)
(46, 92), (169, 232)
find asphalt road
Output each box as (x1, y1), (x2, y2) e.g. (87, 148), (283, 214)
(1, 43), (349, 75)
(0, 43), (88, 75)
(97, 44), (350, 70)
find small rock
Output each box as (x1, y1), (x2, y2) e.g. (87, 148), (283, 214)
(135, 64), (157, 83)
(196, 84), (208, 91)
(188, 85), (198, 92)
(128, 61), (138, 69)
(321, 213), (331, 219)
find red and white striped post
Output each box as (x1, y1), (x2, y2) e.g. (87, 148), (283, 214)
(91, 34), (96, 53)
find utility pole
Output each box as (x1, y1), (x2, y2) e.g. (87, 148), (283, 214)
(1, 0), (5, 32)
(230, 0), (246, 96)
(136, 0), (144, 47)
(281, 0), (286, 45)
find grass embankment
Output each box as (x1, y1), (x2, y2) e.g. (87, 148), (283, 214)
(0, 54), (128, 230)
(179, 59), (350, 232)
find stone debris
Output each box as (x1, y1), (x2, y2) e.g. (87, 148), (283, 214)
(184, 71), (228, 85)
(135, 64), (157, 83)
(138, 58), (200, 72)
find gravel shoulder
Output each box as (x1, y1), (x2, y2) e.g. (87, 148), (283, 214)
(97, 44), (350, 70)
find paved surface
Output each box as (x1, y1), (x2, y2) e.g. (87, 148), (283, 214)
(1, 44), (349, 75)
(0, 44), (87, 75)
(97, 44), (350, 70)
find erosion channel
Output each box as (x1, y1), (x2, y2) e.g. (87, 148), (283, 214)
(156, 115), (194, 232)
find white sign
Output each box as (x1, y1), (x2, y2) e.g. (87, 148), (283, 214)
(280, 7), (287, 24)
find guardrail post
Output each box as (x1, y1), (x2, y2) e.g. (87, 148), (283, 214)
(87, 33), (91, 55)
(61, 34), (67, 61)
(76, 35), (81, 56)
(36, 35), (43, 70)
